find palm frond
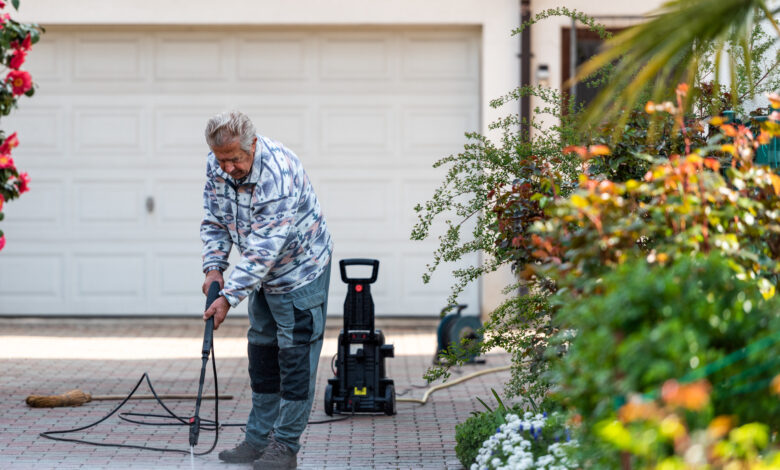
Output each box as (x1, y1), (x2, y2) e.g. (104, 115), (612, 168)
(574, 0), (771, 133)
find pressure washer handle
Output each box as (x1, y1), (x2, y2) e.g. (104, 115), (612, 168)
(340, 258), (379, 284)
(202, 282), (220, 356)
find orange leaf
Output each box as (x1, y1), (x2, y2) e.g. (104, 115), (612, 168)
(703, 158), (721, 172)
(662, 379), (711, 411)
(531, 250), (549, 260)
(721, 124), (737, 137)
(707, 416), (734, 440)
(769, 92), (780, 109)
(562, 146), (586, 158)
(771, 174), (780, 196)
(588, 145), (610, 156)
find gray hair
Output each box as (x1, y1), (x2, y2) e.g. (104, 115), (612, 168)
(204, 110), (257, 153)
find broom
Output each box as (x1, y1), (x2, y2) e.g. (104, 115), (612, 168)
(25, 389), (233, 408)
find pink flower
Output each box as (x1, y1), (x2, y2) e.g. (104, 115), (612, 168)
(16, 171), (29, 193)
(6, 69), (31, 95)
(0, 132), (19, 154)
(0, 153), (13, 169)
(0, 234), (5, 252)
(8, 48), (25, 69)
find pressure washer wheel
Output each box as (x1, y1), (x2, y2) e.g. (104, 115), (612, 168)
(324, 384), (334, 417)
(383, 384), (396, 416)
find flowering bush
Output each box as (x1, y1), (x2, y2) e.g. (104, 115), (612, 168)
(595, 378), (780, 469)
(471, 412), (578, 470)
(0, 0), (42, 252)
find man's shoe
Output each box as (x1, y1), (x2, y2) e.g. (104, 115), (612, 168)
(218, 440), (266, 463)
(252, 440), (297, 470)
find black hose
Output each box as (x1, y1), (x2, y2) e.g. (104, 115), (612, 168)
(38, 288), (350, 455)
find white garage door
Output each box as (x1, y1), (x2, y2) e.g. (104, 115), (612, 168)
(0, 26), (481, 317)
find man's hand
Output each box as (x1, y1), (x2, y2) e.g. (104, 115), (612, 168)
(204, 296), (230, 330)
(202, 269), (224, 295)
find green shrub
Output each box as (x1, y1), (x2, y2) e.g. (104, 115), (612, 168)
(547, 253), (780, 432)
(455, 399), (526, 468)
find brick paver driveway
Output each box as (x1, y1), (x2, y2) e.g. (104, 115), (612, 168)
(1, 318), (511, 469)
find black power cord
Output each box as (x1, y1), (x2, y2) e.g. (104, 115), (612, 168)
(39, 282), (350, 455)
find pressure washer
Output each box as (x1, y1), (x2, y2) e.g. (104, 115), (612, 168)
(324, 258), (397, 416)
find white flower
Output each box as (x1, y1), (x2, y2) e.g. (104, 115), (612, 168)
(469, 411), (577, 469)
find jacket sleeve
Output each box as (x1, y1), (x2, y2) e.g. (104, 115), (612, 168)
(220, 182), (299, 307)
(200, 176), (232, 272)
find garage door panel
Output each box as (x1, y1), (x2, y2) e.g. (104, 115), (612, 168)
(1, 178), (65, 227)
(320, 106), (394, 155)
(25, 32), (67, 83)
(319, 179), (394, 238)
(74, 34), (145, 81)
(238, 34), (310, 80)
(74, 180), (144, 225)
(402, 34), (479, 80)
(154, 107), (216, 156)
(156, 253), (204, 296)
(320, 35), (393, 80)
(0, 251), (63, 298)
(155, 35), (228, 81)
(402, 107), (475, 155)
(244, 107), (309, 151)
(5, 106), (66, 159)
(153, 179), (204, 227)
(74, 254), (145, 297)
(74, 107), (146, 155)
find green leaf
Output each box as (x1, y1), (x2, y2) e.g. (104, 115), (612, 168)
(475, 396), (492, 412)
(491, 388), (506, 411)
(11, 0), (19, 10)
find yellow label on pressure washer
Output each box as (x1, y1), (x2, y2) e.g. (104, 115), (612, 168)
(353, 387), (367, 396)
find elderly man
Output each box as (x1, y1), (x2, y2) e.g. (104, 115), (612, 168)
(201, 111), (333, 470)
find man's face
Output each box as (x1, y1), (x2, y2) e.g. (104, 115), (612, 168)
(212, 137), (257, 180)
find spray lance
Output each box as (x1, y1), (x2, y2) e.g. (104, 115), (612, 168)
(190, 281), (220, 453)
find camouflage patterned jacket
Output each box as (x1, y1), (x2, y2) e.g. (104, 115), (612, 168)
(200, 134), (333, 307)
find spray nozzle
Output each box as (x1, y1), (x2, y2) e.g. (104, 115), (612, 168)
(188, 416), (200, 447)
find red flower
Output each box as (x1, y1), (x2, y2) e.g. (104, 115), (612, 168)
(0, 1), (7, 9)
(0, 132), (19, 154)
(6, 69), (31, 95)
(0, 153), (13, 169)
(16, 171), (29, 193)
(8, 48), (25, 69)
(0, 234), (5, 252)
(21, 33), (31, 51)
(0, 193), (4, 212)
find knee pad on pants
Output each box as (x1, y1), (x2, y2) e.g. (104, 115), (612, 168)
(278, 345), (310, 401)
(248, 344), (280, 394)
